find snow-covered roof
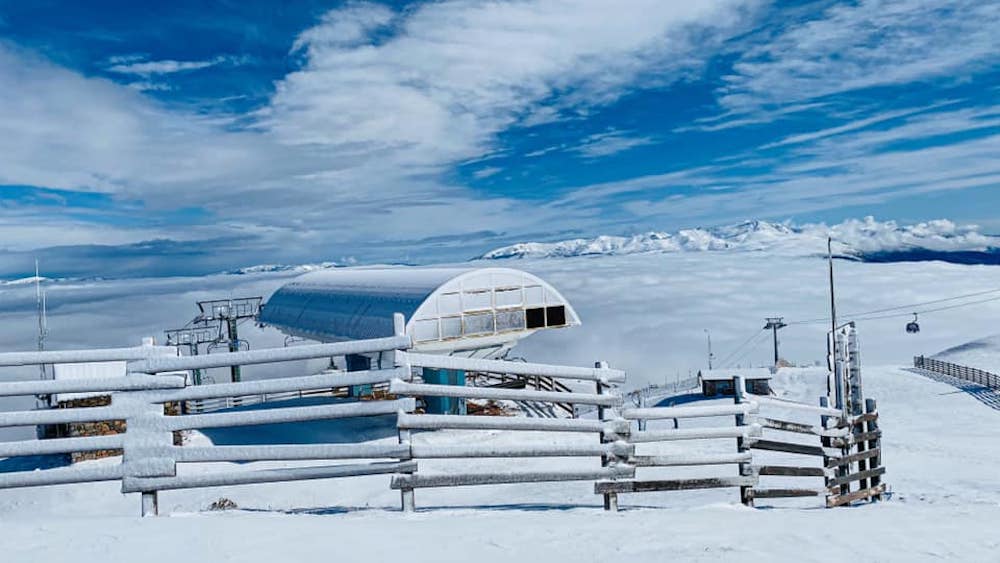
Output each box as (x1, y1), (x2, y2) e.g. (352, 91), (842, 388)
(260, 267), (580, 354)
(698, 368), (774, 381)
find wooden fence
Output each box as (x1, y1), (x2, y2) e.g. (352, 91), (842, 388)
(914, 356), (1000, 389)
(0, 314), (886, 516)
(389, 353), (630, 511)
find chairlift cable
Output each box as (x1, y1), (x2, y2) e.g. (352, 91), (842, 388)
(787, 286), (1000, 325)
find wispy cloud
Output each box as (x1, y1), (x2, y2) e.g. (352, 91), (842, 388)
(570, 130), (657, 159)
(107, 55), (243, 76)
(719, 0), (1000, 113)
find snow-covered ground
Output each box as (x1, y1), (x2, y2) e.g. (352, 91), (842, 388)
(1, 366), (998, 562)
(2, 234), (1000, 561)
(934, 334), (1000, 374)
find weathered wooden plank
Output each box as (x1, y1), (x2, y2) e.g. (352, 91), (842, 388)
(622, 402), (758, 421)
(825, 448), (880, 469)
(750, 439), (828, 457)
(851, 413), (879, 425)
(629, 424), (761, 443)
(831, 430), (882, 448)
(758, 418), (848, 438)
(391, 466), (634, 489)
(826, 467), (887, 489)
(756, 465), (827, 478)
(752, 488), (823, 499)
(594, 476), (757, 494)
(629, 452), (751, 467)
(826, 484), (887, 508)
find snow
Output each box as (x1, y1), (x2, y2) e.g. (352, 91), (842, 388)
(934, 333), (1000, 374)
(2, 223), (1000, 561)
(478, 217), (999, 260)
(0, 366), (999, 561)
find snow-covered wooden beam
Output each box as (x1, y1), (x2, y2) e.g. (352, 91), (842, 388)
(389, 379), (620, 406)
(403, 352), (626, 383)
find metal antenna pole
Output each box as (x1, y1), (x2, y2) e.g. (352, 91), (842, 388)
(35, 260), (49, 382)
(828, 237), (845, 412)
(704, 329), (714, 370)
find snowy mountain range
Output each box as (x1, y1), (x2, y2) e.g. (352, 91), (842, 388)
(478, 217), (1000, 263)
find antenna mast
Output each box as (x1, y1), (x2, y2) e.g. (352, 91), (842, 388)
(35, 260), (49, 380)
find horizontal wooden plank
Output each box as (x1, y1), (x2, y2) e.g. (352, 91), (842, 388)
(629, 452), (751, 467)
(851, 413), (879, 425)
(622, 403), (758, 421)
(410, 442), (631, 459)
(826, 467), (887, 490)
(831, 430), (882, 448)
(630, 424), (761, 444)
(750, 439), (828, 457)
(391, 466), (634, 489)
(390, 379), (620, 407)
(827, 484), (886, 508)
(755, 465), (827, 478)
(595, 476), (757, 494)
(403, 353), (627, 383)
(758, 418), (848, 438)
(752, 488), (823, 499)
(825, 448), (880, 469)
(397, 413), (627, 435)
(743, 394), (843, 417)
(124, 461), (417, 493)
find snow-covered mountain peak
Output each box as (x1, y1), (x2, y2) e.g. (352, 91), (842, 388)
(477, 217), (1000, 261)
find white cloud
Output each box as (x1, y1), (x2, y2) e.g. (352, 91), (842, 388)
(472, 166), (502, 180)
(106, 55), (241, 76)
(718, 0), (1000, 112)
(0, 1), (761, 257)
(570, 130), (657, 159)
(553, 104), (1000, 225)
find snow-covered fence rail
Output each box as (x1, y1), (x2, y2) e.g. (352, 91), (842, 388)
(388, 354), (632, 511)
(0, 319), (417, 516)
(913, 356), (1000, 389)
(596, 376), (760, 508)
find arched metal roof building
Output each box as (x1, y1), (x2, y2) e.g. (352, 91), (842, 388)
(259, 267), (580, 355)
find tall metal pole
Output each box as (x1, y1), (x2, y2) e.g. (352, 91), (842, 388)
(828, 237), (844, 412)
(704, 329), (714, 370)
(763, 317), (787, 367)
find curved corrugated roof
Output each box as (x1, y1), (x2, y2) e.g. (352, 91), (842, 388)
(259, 267), (578, 349)
(261, 268), (471, 342)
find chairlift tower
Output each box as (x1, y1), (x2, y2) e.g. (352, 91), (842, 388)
(763, 317), (787, 367)
(164, 323), (222, 385)
(196, 298), (262, 383)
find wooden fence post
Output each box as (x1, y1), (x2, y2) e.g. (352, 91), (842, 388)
(393, 312), (416, 513)
(866, 398), (883, 502)
(596, 361), (619, 512)
(733, 376), (753, 507)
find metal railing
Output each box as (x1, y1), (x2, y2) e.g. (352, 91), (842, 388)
(913, 356), (1000, 389)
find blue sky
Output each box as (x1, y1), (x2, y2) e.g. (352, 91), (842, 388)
(0, 0), (997, 278)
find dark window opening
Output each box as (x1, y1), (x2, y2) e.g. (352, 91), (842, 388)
(545, 305), (567, 327)
(526, 307), (546, 329)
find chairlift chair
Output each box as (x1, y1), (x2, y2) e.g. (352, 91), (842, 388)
(906, 313), (921, 334)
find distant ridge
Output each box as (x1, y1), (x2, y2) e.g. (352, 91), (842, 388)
(477, 217), (1000, 264)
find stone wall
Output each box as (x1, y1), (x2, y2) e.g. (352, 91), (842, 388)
(55, 396), (183, 463)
